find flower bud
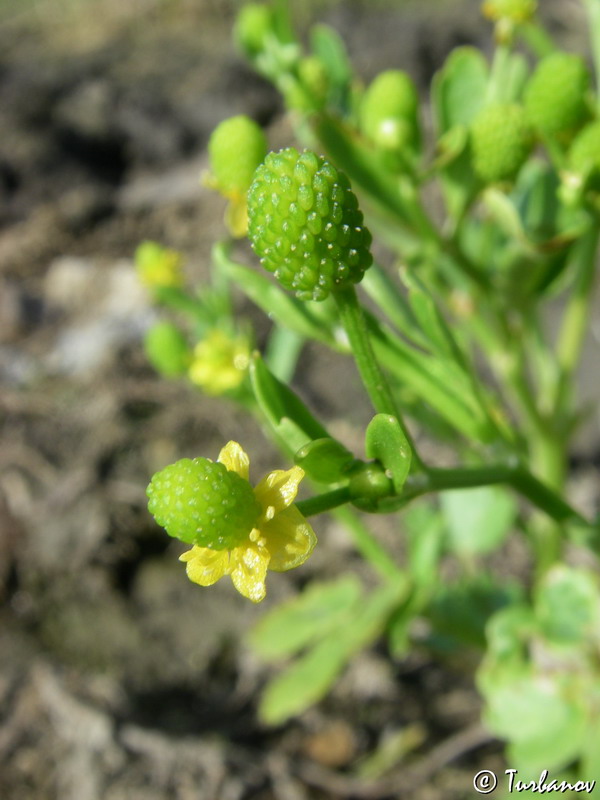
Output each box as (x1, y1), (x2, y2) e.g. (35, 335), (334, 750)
(360, 70), (420, 153)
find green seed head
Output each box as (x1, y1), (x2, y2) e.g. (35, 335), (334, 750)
(470, 104), (532, 183)
(524, 53), (590, 138)
(147, 458), (261, 549)
(144, 322), (191, 378)
(569, 121), (600, 176)
(247, 148), (373, 301)
(234, 3), (275, 59)
(360, 70), (420, 152)
(208, 115), (268, 196)
(481, 0), (537, 22)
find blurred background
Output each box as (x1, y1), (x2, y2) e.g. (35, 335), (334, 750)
(0, 1), (594, 799)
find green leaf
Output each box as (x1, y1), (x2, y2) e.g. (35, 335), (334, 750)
(310, 24), (352, 110)
(215, 246), (339, 347)
(481, 187), (530, 249)
(441, 485), (516, 556)
(432, 47), (488, 134)
(258, 582), (404, 724)
(248, 576), (363, 661)
(250, 354), (330, 455)
(403, 502), (446, 590)
(427, 575), (521, 652)
(259, 635), (351, 725)
(294, 438), (356, 483)
(534, 565), (600, 646)
(483, 672), (588, 773)
(365, 414), (411, 492)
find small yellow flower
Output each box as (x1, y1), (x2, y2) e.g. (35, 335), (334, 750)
(188, 329), (250, 395)
(179, 441), (317, 602)
(135, 241), (184, 289)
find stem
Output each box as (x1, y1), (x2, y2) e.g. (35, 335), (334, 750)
(296, 486), (352, 517)
(582, 0), (600, 109)
(554, 225), (600, 414)
(334, 506), (403, 581)
(333, 284), (424, 469)
(404, 464), (589, 529)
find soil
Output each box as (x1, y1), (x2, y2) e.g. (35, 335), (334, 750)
(0, 1), (597, 799)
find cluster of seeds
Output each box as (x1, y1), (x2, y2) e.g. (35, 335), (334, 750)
(470, 104), (532, 183)
(247, 147), (373, 301)
(524, 53), (590, 139)
(146, 458), (261, 549)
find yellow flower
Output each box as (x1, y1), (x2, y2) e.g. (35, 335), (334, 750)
(188, 329), (250, 395)
(179, 441), (317, 602)
(135, 241), (184, 289)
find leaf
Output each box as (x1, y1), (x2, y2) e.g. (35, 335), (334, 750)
(404, 503), (445, 589)
(432, 47), (488, 134)
(310, 24), (352, 111)
(365, 414), (411, 492)
(216, 246), (339, 347)
(250, 354), (330, 455)
(483, 672), (588, 774)
(534, 565), (600, 646)
(258, 582), (404, 724)
(248, 576), (363, 661)
(441, 485), (516, 556)
(294, 438), (355, 483)
(259, 635), (350, 725)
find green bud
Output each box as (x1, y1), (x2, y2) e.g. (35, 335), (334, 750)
(568, 120), (600, 176)
(147, 458), (261, 549)
(234, 3), (275, 60)
(144, 322), (191, 378)
(524, 53), (590, 139)
(360, 70), (420, 152)
(247, 147), (373, 301)
(208, 115), (268, 196)
(470, 104), (532, 183)
(481, 0), (537, 23)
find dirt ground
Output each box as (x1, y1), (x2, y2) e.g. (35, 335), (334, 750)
(0, 1), (597, 799)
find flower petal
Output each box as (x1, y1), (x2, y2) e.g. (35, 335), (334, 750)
(229, 543), (270, 603)
(254, 466), (305, 520)
(218, 441), (250, 480)
(179, 545), (231, 586)
(262, 505), (317, 572)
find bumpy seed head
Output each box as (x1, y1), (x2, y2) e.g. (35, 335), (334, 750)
(360, 70), (420, 152)
(470, 104), (533, 183)
(569, 121), (600, 176)
(481, 0), (537, 22)
(144, 322), (191, 378)
(234, 3), (275, 59)
(524, 53), (590, 138)
(147, 458), (261, 549)
(208, 115), (268, 196)
(247, 148), (373, 301)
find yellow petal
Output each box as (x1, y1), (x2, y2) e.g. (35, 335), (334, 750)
(262, 505), (317, 572)
(229, 543), (270, 603)
(179, 545), (231, 586)
(254, 466), (305, 520)
(225, 196), (249, 238)
(218, 441), (250, 480)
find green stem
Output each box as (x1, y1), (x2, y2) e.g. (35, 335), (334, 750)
(333, 506), (403, 581)
(554, 225), (600, 414)
(333, 284), (424, 469)
(518, 21), (557, 58)
(264, 325), (304, 383)
(582, 0), (600, 108)
(404, 464), (588, 529)
(296, 486), (353, 516)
